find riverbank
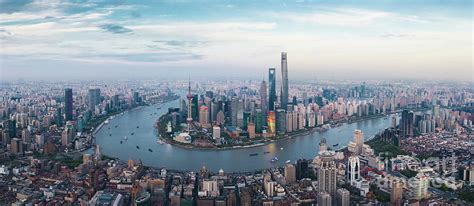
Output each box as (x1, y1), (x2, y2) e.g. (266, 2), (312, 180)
(156, 111), (396, 151)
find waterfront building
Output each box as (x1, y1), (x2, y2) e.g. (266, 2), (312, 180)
(212, 126), (220, 140)
(336, 188), (350, 206)
(199, 105), (209, 128)
(280, 52), (288, 110)
(237, 100), (244, 128)
(284, 163), (296, 184)
(286, 111), (293, 132)
(133, 91), (140, 105)
(264, 181), (275, 197)
(64, 88), (73, 121)
(192, 94), (199, 121)
(317, 113), (324, 126)
(88, 88), (101, 111)
(297, 112), (305, 130)
(347, 155), (360, 185)
(292, 111), (298, 130)
(202, 180), (219, 197)
(267, 111), (276, 134)
(247, 122), (255, 138)
(175, 133), (192, 144)
(243, 112), (251, 130)
(296, 159), (308, 180)
(307, 111), (316, 127)
(353, 129), (364, 155)
(319, 137), (327, 153)
(216, 110), (225, 126)
(231, 98), (238, 127)
(268, 68), (277, 111)
(255, 109), (263, 133)
(276, 109), (286, 135)
(401, 110), (414, 138)
(317, 151), (337, 196)
(391, 115), (397, 128)
(61, 123), (74, 147)
(260, 80), (268, 118)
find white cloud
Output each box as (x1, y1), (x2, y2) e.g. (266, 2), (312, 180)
(276, 8), (429, 27)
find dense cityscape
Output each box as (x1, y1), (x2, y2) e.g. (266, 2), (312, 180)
(1, 0), (473, 206)
(0, 51), (473, 205)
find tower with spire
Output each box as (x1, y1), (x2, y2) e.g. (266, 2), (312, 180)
(186, 79), (193, 133)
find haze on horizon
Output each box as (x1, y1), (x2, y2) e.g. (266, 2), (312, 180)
(0, 0), (472, 81)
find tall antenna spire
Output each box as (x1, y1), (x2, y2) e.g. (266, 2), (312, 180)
(186, 76), (193, 133)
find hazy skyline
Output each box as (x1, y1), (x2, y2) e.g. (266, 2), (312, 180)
(0, 0), (472, 81)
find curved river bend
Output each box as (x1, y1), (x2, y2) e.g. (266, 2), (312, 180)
(95, 98), (392, 172)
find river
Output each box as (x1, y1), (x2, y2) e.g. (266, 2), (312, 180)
(94, 97), (393, 172)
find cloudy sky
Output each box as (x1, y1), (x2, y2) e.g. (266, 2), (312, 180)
(0, 0), (472, 81)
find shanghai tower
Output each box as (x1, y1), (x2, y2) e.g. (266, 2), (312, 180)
(281, 52), (289, 110)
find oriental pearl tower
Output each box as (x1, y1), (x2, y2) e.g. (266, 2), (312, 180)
(186, 79), (193, 133)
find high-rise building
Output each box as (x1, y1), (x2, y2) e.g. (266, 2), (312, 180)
(401, 110), (414, 138)
(10, 138), (23, 155)
(336, 188), (350, 206)
(347, 155), (360, 185)
(247, 122), (255, 138)
(267, 111), (276, 134)
(202, 180), (219, 197)
(276, 109), (286, 135)
(192, 94), (199, 121)
(212, 126), (220, 140)
(391, 180), (403, 206)
(318, 191), (332, 206)
(243, 112), (251, 130)
(284, 163), (296, 184)
(199, 105), (209, 128)
(264, 181), (275, 197)
(286, 111), (293, 132)
(391, 115), (397, 128)
(64, 88), (73, 121)
(133, 91), (140, 105)
(280, 52), (288, 110)
(237, 101), (244, 128)
(319, 137), (327, 153)
(268, 68), (277, 111)
(354, 129), (364, 154)
(88, 88), (101, 111)
(260, 80), (268, 116)
(318, 151), (337, 196)
(255, 109), (263, 133)
(296, 159), (308, 180)
(411, 173), (429, 200)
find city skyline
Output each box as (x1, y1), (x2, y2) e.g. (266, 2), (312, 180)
(1, 0), (472, 81)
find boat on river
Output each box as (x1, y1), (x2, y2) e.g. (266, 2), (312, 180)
(271, 156), (279, 163)
(249, 153), (258, 156)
